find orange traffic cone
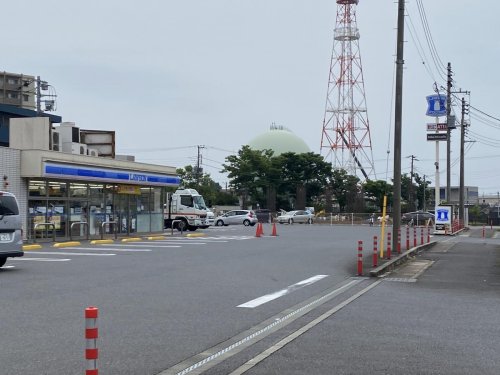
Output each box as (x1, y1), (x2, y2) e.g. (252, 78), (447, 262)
(259, 222), (264, 236)
(271, 222), (278, 236)
(255, 223), (261, 237)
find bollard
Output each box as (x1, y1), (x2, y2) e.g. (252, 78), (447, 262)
(386, 232), (391, 260)
(413, 227), (417, 248)
(85, 307), (99, 375)
(406, 226), (410, 251)
(357, 240), (363, 276)
(427, 226), (430, 243)
(373, 236), (378, 267)
(482, 225), (485, 238)
(397, 228), (401, 254)
(420, 227), (424, 245)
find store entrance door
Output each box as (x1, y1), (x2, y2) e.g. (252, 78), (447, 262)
(114, 194), (129, 236)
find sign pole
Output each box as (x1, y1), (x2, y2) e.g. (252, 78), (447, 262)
(435, 116), (440, 228)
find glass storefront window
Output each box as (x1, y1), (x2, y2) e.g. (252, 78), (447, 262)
(70, 183), (88, 198)
(136, 187), (151, 233)
(29, 180), (47, 197)
(48, 181), (67, 197)
(89, 184), (104, 199)
(48, 200), (67, 237)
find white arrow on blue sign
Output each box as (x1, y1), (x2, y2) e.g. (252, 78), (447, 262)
(426, 94), (447, 117)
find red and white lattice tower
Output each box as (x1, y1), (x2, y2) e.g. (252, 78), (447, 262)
(320, 0), (375, 180)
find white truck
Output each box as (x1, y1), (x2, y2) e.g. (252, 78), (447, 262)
(164, 189), (208, 231)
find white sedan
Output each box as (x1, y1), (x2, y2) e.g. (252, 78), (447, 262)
(277, 210), (314, 224)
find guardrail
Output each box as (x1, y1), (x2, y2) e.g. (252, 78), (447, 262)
(101, 221), (118, 240)
(70, 222), (89, 241)
(33, 222), (56, 243)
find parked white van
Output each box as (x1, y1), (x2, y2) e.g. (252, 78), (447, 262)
(0, 191), (24, 267)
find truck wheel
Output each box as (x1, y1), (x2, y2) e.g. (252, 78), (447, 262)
(0, 257), (6, 268)
(215, 220), (224, 226)
(243, 219), (250, 226)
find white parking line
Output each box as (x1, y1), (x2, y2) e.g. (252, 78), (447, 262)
(13, 258), (71, 262)
(128, 242), (206, 246)
(28, 252), (116, 256)
(65, 247), (152, 252)
(99, 244), (181, 248)
(238, 275), (329, 308)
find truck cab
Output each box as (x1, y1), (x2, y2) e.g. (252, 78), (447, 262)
(164, 189), (208, 231)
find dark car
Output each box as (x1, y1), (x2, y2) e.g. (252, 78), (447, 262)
(401, 211), (434, 226)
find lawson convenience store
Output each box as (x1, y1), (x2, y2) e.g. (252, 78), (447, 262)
(21, 150), (180, 240)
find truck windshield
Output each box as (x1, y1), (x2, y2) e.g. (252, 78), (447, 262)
(193, 196), (207, 210)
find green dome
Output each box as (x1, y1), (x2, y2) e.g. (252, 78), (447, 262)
(248, 125), (310, 156)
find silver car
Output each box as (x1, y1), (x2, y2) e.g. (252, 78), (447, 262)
(277, 210), (314, 224)
(0, 191), (24, 267)
(214, 210), (258, 226)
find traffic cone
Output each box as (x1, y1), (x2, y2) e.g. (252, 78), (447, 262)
(259, 222), (264, 236)
(255, 223), (261, 237)
(271, 222), (278, 236)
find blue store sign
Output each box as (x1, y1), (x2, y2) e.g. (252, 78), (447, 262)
(426, 94), (447, 117)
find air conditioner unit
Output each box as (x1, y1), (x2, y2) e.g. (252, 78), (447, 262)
(87, 148), (99, 157)
(67, 142), (87, 155)
(51, 129), (61, 151)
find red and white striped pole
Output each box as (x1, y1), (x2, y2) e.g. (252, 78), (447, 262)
(85, 306), (99, 375)
(413, 227), (417, 248)
(420, 227), (424, 245)
(357, 240), (363, 276)
(406, 226), (410, 251)
(397, 228), (401, 254)
(386, 232), (391, 260)
(373, 236), (378, 267)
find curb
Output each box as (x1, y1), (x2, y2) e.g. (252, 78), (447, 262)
(186, 233), (206, 238)
(53, 241), (81, 248)
(370, 241), (438, 277)
(23, 244), (42, 251)
(121, 238), (142, 243)
(147, 236), (167, 240)
(90, 239), (114, 245)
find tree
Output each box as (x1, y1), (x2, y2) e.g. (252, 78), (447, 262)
(175, 166), (238, 207)
(330, 169), (360, 212)
(364, 179), (393, 212)
(221, 145), (274, 208)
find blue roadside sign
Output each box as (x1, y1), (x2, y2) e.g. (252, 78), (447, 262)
(426, 94), (447, 117)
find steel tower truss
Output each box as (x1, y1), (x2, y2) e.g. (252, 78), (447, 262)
(320, 0), (375, 180)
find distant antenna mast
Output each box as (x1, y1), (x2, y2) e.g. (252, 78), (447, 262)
(320, 0), (375, 180)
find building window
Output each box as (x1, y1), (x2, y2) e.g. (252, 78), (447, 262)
(48, 181), (67, 198)
(23, 94), (30, 102)
(7, 92), (18, 99)
(7, 78), (19, 85)
(70, 183), (88, 198)
(29, 180), (47, 197)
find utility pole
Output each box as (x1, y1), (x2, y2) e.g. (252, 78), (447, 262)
(393, 0), (405, 253)
(446, 63), (452, 203)
(423, 175), (427, 212)
(407, 155), (418, 211)
(459, 96), (469, 225)
(196, 145), (205, 186)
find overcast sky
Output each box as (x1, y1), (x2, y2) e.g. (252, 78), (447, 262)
(5, 1), (500, 197)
